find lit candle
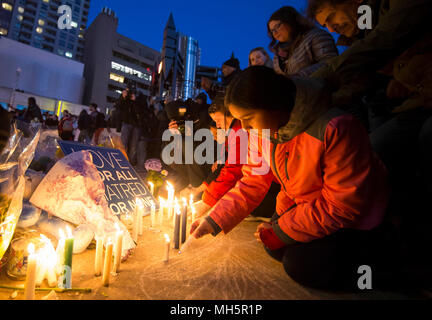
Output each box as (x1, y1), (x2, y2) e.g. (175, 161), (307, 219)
(41, 235), (58, 288)
(164, 234), (170, 262)
(24, 243), (37, 300)
(158, 197), (165, 226)
(55, 229), (66, 275)
(102, 239), (113, 287)
(191, 205), (196, 222)
(173, 197), (179, 227)
(189, 194), (194, 208)
(173, 204), (181, 250)
(35, 248), (47, 287)
(181, 198), (188, 244)
(113, 224), (123, 273)
(166, 182), (175, 220)
(136, 198), (144, 236)
(58, 226), (74, 289)
(148, 181), (154, 196)
(132, 199), (140, 243)
(150, 201), (156, 228)
(95, 236), (103, 276)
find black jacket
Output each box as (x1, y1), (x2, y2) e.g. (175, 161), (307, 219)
(23, 103), (43, 123)
(78, 111), (92, 130)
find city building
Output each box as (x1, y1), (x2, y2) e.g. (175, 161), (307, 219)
(1, 0), (90, 62)
(82, 7), (160, 114)
(0, 35), (86, 115)
(158, 14), (203, 101)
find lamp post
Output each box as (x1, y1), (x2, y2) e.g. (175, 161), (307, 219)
(9, 67), (21, 109)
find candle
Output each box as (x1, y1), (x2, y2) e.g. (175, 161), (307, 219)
(42, 236), (58, 288)
(132, 199), (140, 243)
(102, 240), (113, 287)
(179, 234), (196, 253)
(189, 194), (194, 208)
(148, 181), (154, 195)
(58, 226), (74, 289)
(166, 182), (175, 220)
(173, 204), (181, 249)
(24, 243), (37, 300)
(191, 205), (196, 222)
(55, 229), (66, 275)
(113, 224), (123, 273)
(150, 201), (156, 228)
(158, 197), (165, 226)
(35, 252), (47, 287)
(94, 236), (104, 276)
(181, 198), (188, 244)
(164, 234), (170, 262)
(136, 198), (144, 236)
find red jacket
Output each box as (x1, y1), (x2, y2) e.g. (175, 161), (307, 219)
(202, 120), (246, 206)
(208, 78), (390, 244)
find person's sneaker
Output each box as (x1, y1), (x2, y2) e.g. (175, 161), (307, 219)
(244, 215), (271, 223)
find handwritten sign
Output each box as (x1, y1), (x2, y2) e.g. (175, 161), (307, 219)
(57, 140), (155, 216)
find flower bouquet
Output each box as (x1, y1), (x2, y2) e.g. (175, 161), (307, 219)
(144, 159), (168, 197)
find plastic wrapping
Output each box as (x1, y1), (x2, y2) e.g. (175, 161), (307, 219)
(0, 122), (41, 260)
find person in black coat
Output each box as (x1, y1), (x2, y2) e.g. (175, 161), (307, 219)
(23, 97), (43, 123)
(78, 109), (92, 144)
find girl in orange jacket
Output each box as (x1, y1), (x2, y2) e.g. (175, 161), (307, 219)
(190, 66), (392, 289)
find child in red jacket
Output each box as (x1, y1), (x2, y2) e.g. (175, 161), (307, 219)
(191, 67), (394, 289)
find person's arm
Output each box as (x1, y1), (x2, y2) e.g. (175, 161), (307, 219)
(296, 30), (338, 78)
(273, 115), (389, 244)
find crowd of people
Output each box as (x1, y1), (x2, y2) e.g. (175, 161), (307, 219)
(2, 1), (431, 291)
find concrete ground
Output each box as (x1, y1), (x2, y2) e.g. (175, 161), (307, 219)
(1, 217), (430, 301)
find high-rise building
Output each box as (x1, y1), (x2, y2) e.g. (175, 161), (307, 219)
(2, 0), (90, 62)
(83, 7), (160, 113)
(159, 14), (202, 101)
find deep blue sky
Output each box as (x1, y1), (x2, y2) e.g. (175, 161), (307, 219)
(88, 0), (307, 69)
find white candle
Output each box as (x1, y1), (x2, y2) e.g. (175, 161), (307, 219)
(158, 197), (165, 226)
(191, 205), (196, 222)
(164, 234), (170, 262)
(94, 236), (104, 276)
(113, 224), (123, 273)
(166, 182), (175, 220)
(189, 194), (194, 208)
(102, 240), (113, 287)
(55, 229), (66, 275)
(148, 181), (154, 196)
(24, 243), (37, 300)
(35, 252), (47, 287)
(150, 201), (156, 228)
(136, 198), (144, 236)
(132, 199), (140, 243)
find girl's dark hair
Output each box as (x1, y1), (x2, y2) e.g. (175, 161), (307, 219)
(267, 6), (314, 52)
(208, 94), (232, 117)
(225, 66), (296, 112)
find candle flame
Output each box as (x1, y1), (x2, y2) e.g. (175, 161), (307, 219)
(66, 226), (73, 238)
(136, 197), (144, 208)
(28, 243), (35, 255)
(59, 228), (65, 239)
(189, 194), (193, 205)
(175, 204), (182, 215)
(148, 181), (154, 188)
(159, 197), (165, 206)
(191, 206), (196, 213)
(182, 197), (187, 207)
(115, 223), (120, 232)
(164, 234), (170, 243)
(166, 181), (173, 190)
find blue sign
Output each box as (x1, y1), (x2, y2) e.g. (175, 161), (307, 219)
(57, 140), (156, 216)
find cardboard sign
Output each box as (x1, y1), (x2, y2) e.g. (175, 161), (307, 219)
(57, 140), (155, 216)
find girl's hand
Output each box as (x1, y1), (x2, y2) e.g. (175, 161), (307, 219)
(190, 218), (215, 239)
(254, 223), (272, 243)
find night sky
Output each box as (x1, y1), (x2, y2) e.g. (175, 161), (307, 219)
(88, 0), (307, 69)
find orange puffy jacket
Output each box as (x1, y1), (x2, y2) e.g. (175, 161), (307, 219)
(208, 78), (390, 243)
(202, 119), (246, 206)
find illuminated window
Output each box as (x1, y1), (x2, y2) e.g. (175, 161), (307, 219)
(38, 19), (45, 26)
(111, 61), (151, 82)
(17, 15), (23, 21)
(43, 0), (49, 2)
(110, 73), (124, 83)
(0, 28), (7, 36)
(18, 6), (24, 13)
(71, 21), (78, 28)
(36, 27), (43, 34)
(65, 52), (73, 58)
(1, 3), (12, 11)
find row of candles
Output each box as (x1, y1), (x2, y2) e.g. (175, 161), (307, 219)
(23, 181), (196, 299)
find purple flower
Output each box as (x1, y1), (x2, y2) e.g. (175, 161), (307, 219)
(145, 159), (162, 172)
